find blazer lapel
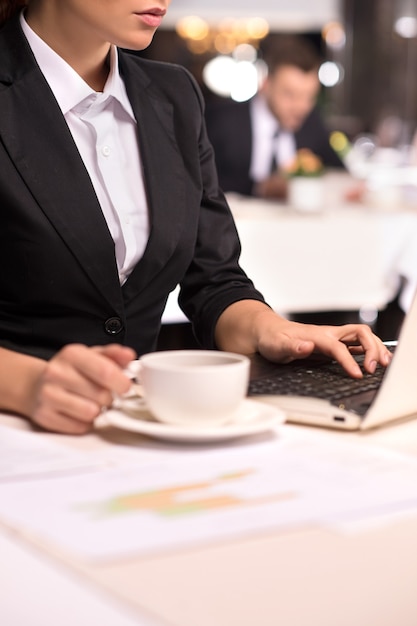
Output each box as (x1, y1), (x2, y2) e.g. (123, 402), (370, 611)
(0, 18), (123, 311)
(119, 53), (188, 303)
(0, 19), (190, 310)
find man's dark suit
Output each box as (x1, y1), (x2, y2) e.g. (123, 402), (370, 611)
(205, 98), (345, 196)
(0, 17), (264, 360)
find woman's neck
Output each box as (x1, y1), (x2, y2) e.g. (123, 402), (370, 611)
(24, 4), (111, 91)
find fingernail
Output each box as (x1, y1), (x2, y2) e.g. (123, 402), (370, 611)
(354, 363), (363, 377)
(297, 341), (311, 353)
(385, 351), (393, 364)
(369, 360), (377, 373)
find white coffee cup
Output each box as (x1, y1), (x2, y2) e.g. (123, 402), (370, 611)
(129, 350), (250, 428)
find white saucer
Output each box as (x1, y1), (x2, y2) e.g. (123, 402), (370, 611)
(102, 399), (285, 443)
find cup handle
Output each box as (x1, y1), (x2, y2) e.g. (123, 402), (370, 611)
(117, 359), (143, 398)
(104, 360), (145, 412)
(112, 395), (148, 412)
(94, 361), (147, 427)
(124, 359), (143, 383)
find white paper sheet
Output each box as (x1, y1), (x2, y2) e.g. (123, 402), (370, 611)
(0, 425), (106, 481)
(0, 430), (416, 561)
(0, 532), (164, 626)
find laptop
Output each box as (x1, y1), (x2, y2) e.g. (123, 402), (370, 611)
(248, 291), (417, 431)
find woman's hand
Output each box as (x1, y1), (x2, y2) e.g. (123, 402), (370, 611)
(255, 315), (391, 377)
(215, 301), (392, 377)
(29, 344), (136, 434)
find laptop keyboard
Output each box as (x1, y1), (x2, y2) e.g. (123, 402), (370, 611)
(248, 349), (394, 415)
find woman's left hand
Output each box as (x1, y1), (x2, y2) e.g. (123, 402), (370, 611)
(216, 301), (392, 378)
(256, 315), (392, 378)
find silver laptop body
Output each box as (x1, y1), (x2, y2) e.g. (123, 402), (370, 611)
(248, 292), (417, 431)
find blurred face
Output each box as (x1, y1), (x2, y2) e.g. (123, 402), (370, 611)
(26, 0), (171, 51)
(262, 65), (320, 132)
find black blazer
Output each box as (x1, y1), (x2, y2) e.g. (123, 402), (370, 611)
(0, 17), (264, 359)
(205, 98), (345, 196)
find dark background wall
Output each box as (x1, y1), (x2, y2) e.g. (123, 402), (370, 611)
(138, 0), (417, 143)
(338, 0), (417, 140)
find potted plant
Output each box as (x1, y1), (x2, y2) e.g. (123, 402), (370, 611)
(285, 148), (325, 212)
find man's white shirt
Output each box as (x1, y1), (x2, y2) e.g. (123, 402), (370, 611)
(249, 94), (297, 182)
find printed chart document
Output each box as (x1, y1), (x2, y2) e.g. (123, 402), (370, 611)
(0, 430), (417, 561)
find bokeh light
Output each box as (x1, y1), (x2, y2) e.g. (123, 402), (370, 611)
(176, 16), (210, 41)
(203, 54), (261, 101)
(394, 16), (417, 38)
(322, 21), (346, 49)
(318, 61), (344, 87)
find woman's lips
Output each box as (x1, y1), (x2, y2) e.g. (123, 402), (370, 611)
(135, 9), (166, 28)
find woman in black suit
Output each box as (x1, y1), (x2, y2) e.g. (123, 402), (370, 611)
(0, 0), (391, 434)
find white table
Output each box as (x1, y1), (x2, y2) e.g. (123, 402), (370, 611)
(1, 411), (417, 626)
(163, 172), (417, 322)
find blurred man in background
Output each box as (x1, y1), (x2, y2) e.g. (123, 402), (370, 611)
(205, 35), (344, 199)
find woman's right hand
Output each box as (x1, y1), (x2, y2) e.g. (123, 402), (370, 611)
(29, 344), (136, 434)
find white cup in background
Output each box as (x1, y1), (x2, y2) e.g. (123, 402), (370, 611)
(288, 176), (324, 213)
(132, 350), (250, 428)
